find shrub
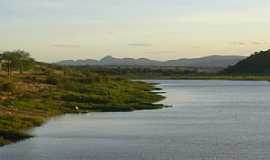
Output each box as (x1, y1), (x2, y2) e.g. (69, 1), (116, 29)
(45, 76), (58, 85)
(0, 82), (16, 92)
(62, 94), (92, 103)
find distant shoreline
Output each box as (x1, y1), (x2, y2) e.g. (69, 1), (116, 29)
(127, 75), (270, 81)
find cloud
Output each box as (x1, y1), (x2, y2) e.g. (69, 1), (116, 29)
(250, 41), (270, 45)
(51, 44), (81, 48)
(144, 50), (177, 54)
(128, 43), (152, 47)
(229, 41), (270, 46)
(251, 41), (262, 45)
(229, 41), (247, 46)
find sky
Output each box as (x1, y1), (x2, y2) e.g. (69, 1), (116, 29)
(1, 0), (270, 62)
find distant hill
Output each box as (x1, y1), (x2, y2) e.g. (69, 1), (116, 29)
(224, 49), (270, 74)
(163, 55), (245, 67)
(57, 55), (245, 68)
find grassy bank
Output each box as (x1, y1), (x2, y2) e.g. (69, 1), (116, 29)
(0, 65), (166, 146)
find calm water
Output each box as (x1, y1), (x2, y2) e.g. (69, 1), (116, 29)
(1, 80), (270, 160)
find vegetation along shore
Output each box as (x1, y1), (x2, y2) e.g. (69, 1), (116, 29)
(0, 50), (167, 146)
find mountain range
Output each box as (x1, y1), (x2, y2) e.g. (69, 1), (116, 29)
(57, 55), (246, 68)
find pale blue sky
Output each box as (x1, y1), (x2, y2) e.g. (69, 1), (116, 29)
(1, 0), (270, 62)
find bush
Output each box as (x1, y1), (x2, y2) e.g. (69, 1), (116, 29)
(62, 93), (110, 104)
(0, 130), (32, 142)
(62, 94), (92, 103)
(45, 76), (58, 85)
(0, 82), (16, 92)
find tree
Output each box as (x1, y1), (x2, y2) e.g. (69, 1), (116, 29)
(1, 50), (34, 77)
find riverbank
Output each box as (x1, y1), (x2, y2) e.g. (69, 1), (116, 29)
(0, 66), (166, 146)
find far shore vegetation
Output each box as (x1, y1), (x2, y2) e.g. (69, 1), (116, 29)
(76, 49), (270, 81)
(74, 66), (270, 81)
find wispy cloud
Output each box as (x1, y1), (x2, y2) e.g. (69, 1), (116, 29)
(251, 41), (262, 45)
(144, 50), (177, 54)
(229, 41), (270, 46)
(250, 41), (270, 45)
(229, 41), (247, 46)
(128, 43), (152, 47)
(51, 44), (81, 48)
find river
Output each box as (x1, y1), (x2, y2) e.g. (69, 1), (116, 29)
(1, 80), (270, 160)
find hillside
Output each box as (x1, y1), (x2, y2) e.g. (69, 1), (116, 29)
(164, 55), (245, 67)
(224, 49), (270, 74)
(57, 55), (245, 68)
